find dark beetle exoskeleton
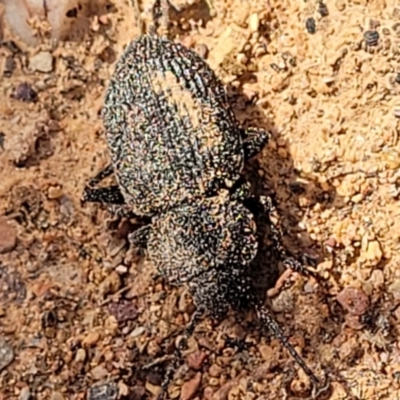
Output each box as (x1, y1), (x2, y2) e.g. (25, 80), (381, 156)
(83, 32), (271, 317)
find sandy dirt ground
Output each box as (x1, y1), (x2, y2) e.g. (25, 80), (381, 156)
(1, 0), (400, 399)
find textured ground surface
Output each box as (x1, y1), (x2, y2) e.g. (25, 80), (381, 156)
(1, 0), (400, 399)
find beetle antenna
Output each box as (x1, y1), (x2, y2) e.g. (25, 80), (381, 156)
(254, 303), (322, 388)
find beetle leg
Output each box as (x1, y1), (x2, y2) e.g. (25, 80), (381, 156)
(255, 303), (328, 392)
(242, 127), (270, 161)
(230, 180), (253, 202)
(259, 195), (320, 279)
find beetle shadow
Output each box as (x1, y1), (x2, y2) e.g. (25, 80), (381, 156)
(58, 0), (116, 43)
(168, 0), (214, 28)
(224, 77), (346, 333)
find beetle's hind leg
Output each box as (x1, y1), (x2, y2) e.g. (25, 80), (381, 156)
(259, 195), (320, 279)
(242, 127), (271, 161)
(229, 180), (253, 202)
(228, 181), (319, 278)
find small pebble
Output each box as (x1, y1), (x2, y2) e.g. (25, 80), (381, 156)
(13, 82), (37, 102)
(368, 269), (384, 289)
(87, 383), (118, 400)
(47, 186), (63, 200)
(364, 240), (383, 264)
(75, 348), (86, 363)
(248, 13), (260, 32)
(130, 326), (146, 338)
(98, 14), (109, 25)
(277, 147), (288, 159)
(0, 217), (17, 254)
(209, 363), (222, 377)
(306, 17), (316, 34)
(50, 392), (64, 400)
(254, 360), (278, 380)
(325, 237), (337, 252)
(30, 51), (54, 73)
(290, 376), (311, 397)
(107, 318), (122, 335)
(117, 382), (129, 397)
(209, 377), (219, 387)
(104, 349), (114, 362)
(198, 337), (214, 351)
(108, 300), (138, 323)
(213, 381), (236, 400)
(339, 337), (360, 361)
(99, 272), (121, 296)
(90, 365), (109, 380)
(115, 265), (128, 274)
(258, 344), (275, 364)
(4, 56), (15, 77)
(187, 350), (207, 370)
(145, 381), (161, 397)
(0, 337), (14, 371)
(180, 372), (202, 400)
(82, 331), (101, 347)
(317, 1), (329, 17)
(335, 0), (346, 11)
(98, 46), (116, 64)
(48, 120), (61, 132)
(236, 53), (248, 65)
(337, 286), (370, 316)
(59, 196), (75, 220)
(364, 30), (380, 46)
(178, 290), (191, 312)
(202, 386), (214, 400)
(18, 387), (31, 400)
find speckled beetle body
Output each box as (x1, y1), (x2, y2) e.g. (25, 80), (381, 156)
(84, 32), (270, 317)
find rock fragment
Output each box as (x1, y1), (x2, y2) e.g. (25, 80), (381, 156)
(0, 337), (14, 371)
(0, 217), (17, 254)
(29, 51), (53, 73)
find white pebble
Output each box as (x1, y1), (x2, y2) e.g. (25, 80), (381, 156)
(30, 52), (53, 73)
